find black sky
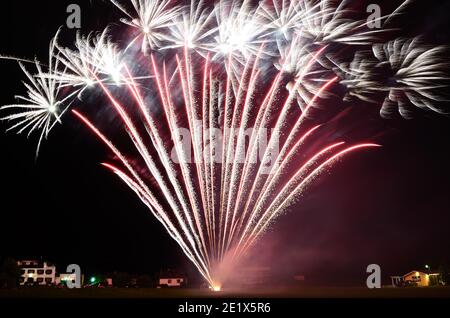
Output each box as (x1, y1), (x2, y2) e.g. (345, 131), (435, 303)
(0, 0), (450, 285)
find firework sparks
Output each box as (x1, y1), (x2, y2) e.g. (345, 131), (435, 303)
(297, 0), (405, 46)
(87, 29), (126, 86)
(275, 37), (332, 110)
(164, 0), (216, 53)
(208, 0), (270, 81)
(257, 0), (302, 41)
(50, 32), (100, 98)
(338, 38), (450, 118)
(68, 49), (380, 288)
(112, 0), (180, 54)
(375, 38), (449, 118)
(0, 38), (77, 156)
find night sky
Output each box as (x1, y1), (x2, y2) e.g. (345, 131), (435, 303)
(1, 0), (449, 286)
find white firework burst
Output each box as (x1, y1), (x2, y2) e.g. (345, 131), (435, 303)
(338, 38), (449, 118)
(164, 0), (216, 53)
(297, 0), (399, 46)
(209, 0), (268, 70)
(111, 0), (180, 54)
(334, 50), (378, 103)
(89, 31), (125, 86)
(49, 32), (100, 99)
(374, 38), (449, 118)
(275, 36), (333, 110)
(257, 0), (301, 41)
(0, 40), (77, 156)
(47, 29), (125, 89)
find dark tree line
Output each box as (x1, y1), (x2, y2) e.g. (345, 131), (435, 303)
(0, 257), (21, 289)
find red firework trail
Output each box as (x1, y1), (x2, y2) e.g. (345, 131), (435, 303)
(72, 48), (380, 289)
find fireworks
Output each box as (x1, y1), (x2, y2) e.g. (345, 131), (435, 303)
(257, 0), (302, 41)
(338, 38), (449, 118)
(1, 0), (448, 288)
(0, 36), (77, 156)
(70, 51), (380, 287)
(51, 30), (107, 96)
(164, 0), (215, 52)
(296, 0), (411, 45)
(112, 0), (180, 54)
(208, 0), (269, 83)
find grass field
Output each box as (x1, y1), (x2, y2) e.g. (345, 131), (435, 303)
(1, 286), (450, 298)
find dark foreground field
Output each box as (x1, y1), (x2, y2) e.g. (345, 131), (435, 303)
(1, 287), (450, 298)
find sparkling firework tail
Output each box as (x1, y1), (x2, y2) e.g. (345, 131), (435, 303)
(100, 73), (209, 273)
(232, 76), (339, 259)
(238, 143), (381, 257)
(222, 46), (264, 254)
(74, 51), (373, 287)
(232, 49), (331, 245)
(72, 110), (213, 285)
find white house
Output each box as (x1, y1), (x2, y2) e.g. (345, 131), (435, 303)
(159, 277), (185, 288)
(18, 260), (56, 286)
(158, 270), (187, 288)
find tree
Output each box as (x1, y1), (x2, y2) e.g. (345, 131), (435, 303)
(0, 257), (21, 289)
(111, 272), (132, 288)
(438, 263), (449, 286)
(137, 275), (154, 288)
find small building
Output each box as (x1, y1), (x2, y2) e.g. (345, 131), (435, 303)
(159, 277), (185, 288)
(158, 270), (187, 288)
(56, 272), (85, 287)
(17, 260), (56, 286)
(391, 270), (440, 287)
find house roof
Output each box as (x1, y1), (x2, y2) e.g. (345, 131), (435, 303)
(402, 270), (438, 277)
(403, 270), (426, 276)
(391, 270), (439, 278)
(17, 260), (55, 269)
